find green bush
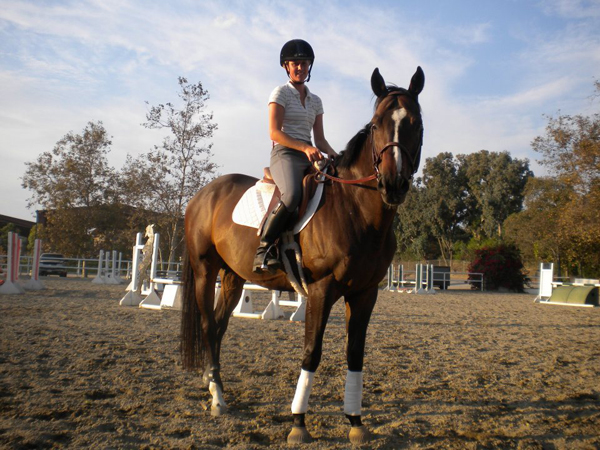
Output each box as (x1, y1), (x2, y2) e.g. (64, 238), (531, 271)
(468, 244), (526, 292)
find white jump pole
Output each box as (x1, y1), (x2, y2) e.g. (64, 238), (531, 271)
(0, 232), (25, 295)
(104, 250), (121, 285)
(534, 262), (554, 303)
(115, 251), (123, 283)
(139, 234), (162, 309)
(412, 264), (435, 295)
(24, 239), (44, 290)
(104, 251), (111, 282)
(92, 250), (105, 284)
(231, 285), (306, 321)
(120, 233), (144, 306)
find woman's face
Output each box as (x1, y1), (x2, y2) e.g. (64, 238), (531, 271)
(286, 60), (311, 83)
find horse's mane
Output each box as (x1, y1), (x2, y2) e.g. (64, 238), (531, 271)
(335, 124), (371, 169)
(335, 86), (417, 170)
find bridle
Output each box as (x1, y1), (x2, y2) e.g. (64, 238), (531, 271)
(370, 123), (422, 181)
(316, 113), (423, 186)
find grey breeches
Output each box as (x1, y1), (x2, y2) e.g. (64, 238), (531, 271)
(270, 145), (311, 212)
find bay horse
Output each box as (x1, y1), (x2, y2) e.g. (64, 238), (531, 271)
(181, 67), (424, 444)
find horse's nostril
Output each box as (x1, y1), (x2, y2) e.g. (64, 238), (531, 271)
(399, 179), (410, 195)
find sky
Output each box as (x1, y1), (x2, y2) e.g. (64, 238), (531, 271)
(1, 0), (599, 221)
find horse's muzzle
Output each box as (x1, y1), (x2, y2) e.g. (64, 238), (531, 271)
(378, 175), (411, 206)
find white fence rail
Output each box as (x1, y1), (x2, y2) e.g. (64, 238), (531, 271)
(386, 264), (484, 291)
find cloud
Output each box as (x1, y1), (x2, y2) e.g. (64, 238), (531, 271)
(449, 22), (492, 46)
(1, 0), (598, 220)
(541, 0), (600, 19)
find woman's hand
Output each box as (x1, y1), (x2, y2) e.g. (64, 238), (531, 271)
(303, 144), (324, 163)
(324, 148), (338, 159)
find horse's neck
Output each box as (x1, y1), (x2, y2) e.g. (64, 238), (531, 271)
(334, 165), (396, 233)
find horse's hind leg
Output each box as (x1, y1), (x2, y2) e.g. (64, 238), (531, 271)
(199, 265), (245, 415)
(187, 249), (230, 415)
(214, 266), (246, 369)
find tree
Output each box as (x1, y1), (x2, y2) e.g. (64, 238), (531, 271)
(395, 151), (530, 263)
(22, 121), (116, 210)
(395, 182), (434, 261)
(22, 121), (120, 256)
(0, 223), (18, 254)
(529, 85), (600, 276)
(420, 152), (468, 263)
(532, 112), (600, 195)
(457, 151), (532, 240)
(120, 77), (218, 263)
(504, 177), (572, 273)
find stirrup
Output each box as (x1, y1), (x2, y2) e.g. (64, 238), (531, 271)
(253, 244), (275, 273)
(255, 244), (280, 274)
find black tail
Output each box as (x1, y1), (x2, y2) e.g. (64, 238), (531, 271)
(180, 246), (205, 371)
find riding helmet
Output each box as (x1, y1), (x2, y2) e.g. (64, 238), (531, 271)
(280, 39), (314, 82)
(280, 39), (315, 67)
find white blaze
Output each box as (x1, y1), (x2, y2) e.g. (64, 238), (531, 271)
(391, 108), (407, 173)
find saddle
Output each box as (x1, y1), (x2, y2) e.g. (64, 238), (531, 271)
(257, 164), (325, 235)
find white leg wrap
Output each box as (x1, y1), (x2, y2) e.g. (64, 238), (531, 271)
(209, 381), (227, 409)
(344, 370), (363, 416)
(291, 369), (315, 414)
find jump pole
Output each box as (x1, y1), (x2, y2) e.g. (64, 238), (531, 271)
(0, 232), (25, 295)
(24, 239), (44, 290)
(138, 234), (163, 310)
(412, 264), (435, 295)
(119, 233), (144, 306)
(92, 250), (105, 284)
(136, 232), (184, 310)
(104, 250), (122, 285)
(231, 285), (306, 321)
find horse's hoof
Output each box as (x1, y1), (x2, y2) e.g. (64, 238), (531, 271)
(210, 404), (227, 416)
(287, 426), (313, 444)
(349, 425), (372, 445)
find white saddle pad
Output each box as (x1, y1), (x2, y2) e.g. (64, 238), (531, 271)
(232, 179), (325, 235)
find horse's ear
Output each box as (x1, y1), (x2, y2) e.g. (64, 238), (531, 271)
(371, 68), (388, 98)
(408, 66), (425, 97)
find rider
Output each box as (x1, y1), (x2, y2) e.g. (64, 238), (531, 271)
(253, 39), (338, 274)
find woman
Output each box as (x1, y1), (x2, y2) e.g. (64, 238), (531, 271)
(253, 39), (338, 274)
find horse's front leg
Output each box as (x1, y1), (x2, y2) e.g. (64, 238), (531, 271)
(287, 285), (336, 444)
(343, 286), (378, 444)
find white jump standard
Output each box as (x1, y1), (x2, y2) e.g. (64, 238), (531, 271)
(0, 232), (25, 295)
(535, 262), (599, 307)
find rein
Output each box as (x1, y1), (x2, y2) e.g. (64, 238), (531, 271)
(314, 128), (403, 185)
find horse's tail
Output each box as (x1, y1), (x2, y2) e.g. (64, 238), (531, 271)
(180, 246), (205, 372)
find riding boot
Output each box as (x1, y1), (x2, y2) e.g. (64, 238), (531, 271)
(253, 201), (293, 273)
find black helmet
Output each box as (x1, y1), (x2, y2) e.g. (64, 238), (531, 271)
(280, 39), (314, 82)
(280, 39), (314, 67)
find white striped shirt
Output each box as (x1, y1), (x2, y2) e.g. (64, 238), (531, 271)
(269, 81), (324, 143)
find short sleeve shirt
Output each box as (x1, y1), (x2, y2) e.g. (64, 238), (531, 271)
(269, 82), (324, 143)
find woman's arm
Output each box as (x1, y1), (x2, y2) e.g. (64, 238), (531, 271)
(313, 114), (338, 158)
(269, 102), (325, 162)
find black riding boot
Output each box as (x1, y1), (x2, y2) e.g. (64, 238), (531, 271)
(253, 201), (293, 273)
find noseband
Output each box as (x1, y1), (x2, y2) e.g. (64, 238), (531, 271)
(370, 123), (422, 181)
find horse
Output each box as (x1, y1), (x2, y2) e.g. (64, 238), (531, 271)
(181, 66), (424, 444)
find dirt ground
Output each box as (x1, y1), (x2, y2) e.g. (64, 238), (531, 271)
(0, 278), (599, 449)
